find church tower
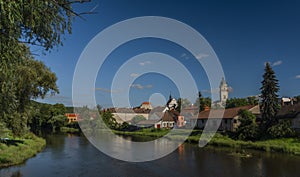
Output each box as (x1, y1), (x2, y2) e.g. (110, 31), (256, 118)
(220, 77), (228, 104)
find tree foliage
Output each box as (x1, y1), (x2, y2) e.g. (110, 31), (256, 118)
(131, 115), (146, 125)
(0, 0), (89, 136)
(267, 120), (295, 139)
(0, 0), (79, 52)
(194, 92), (212, 111)
(236, 110), (259, 141)
(226, 97), (258, 109)
(176, 98), (192, 112)
(260, 62), (280, 130)
(0, 47), (59, 135)
(226, 98), (249, 108)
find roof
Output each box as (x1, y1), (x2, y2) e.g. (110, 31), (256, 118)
(142, 102), (151, 105)
(193, 105), (257, 119)
(65, 113), (78, 118)
(162, 110), (180, 121)
(276, 103), (300, 118)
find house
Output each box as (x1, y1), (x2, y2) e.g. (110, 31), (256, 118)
(190, 105), (260, 131)
(163, 94), (178, 112)
(155, 110), (186, 129)
(136, 110), (186, 129)
(136, 120), (159, 128)
(140, 102), (153, 110)
(275, 103), (300, 131)
(281, 97), (295, 106)
(65, 113), (79, 123)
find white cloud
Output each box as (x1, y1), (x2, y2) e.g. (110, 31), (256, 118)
(264, 60), (283, 67)
(180, 53), (189, 59)
(139, 61), (151, 66)
(195, 54), (209, 60)
(130, 84), (153, 89)
(130, 73), (140, 77)
(295, 75), (300, 79)
(272, 60), (282, 67)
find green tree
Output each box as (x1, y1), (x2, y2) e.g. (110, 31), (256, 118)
(247, 96), (259, 105)
(260, 62), (280, 131)
(226, 98), (249, 108)
(0, 48), (59, 135)
(267, 120), (295, 139)
(236, 110), (259, 141)
(47, 115), (67, 132)
(51, 103), (66, 116)
(131, 115), (146, 125)
(0, 122), (11, 138)
(181, 98), (192, 108)
(0, 1), (89, 136)
(100, 111), (118, 130)
(0, 0), (85, 52)
(195, 92), (212, 111)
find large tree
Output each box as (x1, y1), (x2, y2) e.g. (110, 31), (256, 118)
(0, 0), (91, 52)
(0, 0), (90, 136)
(260, 62), (280, 131)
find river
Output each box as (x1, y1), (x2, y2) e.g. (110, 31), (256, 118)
(0, 134), (300, 177)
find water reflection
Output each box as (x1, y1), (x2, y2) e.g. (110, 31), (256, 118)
(1, 134), (300, 177)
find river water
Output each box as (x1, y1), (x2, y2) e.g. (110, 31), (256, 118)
(0, 134), (300, 177)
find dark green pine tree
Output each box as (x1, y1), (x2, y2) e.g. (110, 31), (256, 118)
(260, 62), (280, 131)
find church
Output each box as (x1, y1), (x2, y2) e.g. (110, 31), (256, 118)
(219, 77), (229, 106)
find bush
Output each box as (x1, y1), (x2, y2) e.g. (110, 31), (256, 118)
(267, 120), (295, 138)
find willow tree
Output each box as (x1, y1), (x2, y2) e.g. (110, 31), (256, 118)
(0, 0), (90, 136)
(260, 62), (280, 131)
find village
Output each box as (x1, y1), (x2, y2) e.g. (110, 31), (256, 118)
(65, 77), (300, 134)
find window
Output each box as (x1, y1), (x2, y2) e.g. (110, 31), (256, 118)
(163, 122), (167, 127)
(233, 119), (237, 124)
(225, 120), (227, 124)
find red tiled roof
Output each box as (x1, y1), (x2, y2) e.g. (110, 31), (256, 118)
(193, 105), (256, 119)
(142, 102), (151, 105)
(65, 113), (78, 118)
(162, 110), (180, 121)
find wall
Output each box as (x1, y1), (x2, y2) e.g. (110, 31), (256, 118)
(112, 113), (149, 123)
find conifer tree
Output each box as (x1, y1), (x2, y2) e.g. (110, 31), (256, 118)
(260, 62), (280, 130)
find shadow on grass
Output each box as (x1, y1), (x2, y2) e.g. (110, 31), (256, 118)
(0, 139), (24, 146)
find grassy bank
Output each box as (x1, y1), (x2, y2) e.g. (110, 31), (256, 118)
(60, 126), (80, 133)
(114, 129), (300, 155)
(0, 133), (46, 168)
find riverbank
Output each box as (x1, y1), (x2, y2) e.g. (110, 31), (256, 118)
(0, 133), (46, 168)
(114, 129), (300, 155)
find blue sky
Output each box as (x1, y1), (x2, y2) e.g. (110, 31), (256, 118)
(36, 0), (300, 108)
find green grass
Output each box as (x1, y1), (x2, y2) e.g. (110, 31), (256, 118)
(114, 128), (300, 155)
(0, 133), (46, 168)
(60, 126), (80, 133)
(113, 128), (170, 137)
